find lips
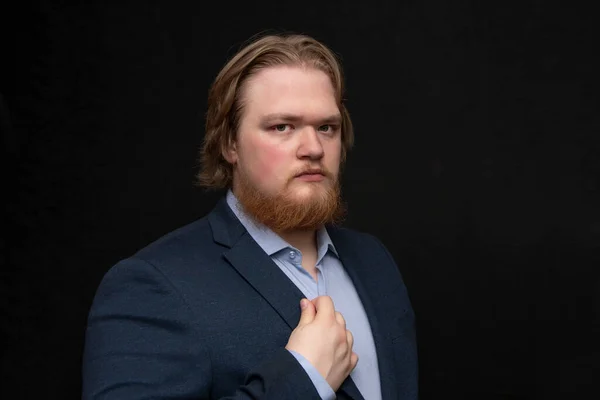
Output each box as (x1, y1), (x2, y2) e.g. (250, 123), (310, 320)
(294, 170), (326, 182)
(296, 170), (324, 177)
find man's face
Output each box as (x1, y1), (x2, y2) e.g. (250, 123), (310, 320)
(225, 65), (344, 231)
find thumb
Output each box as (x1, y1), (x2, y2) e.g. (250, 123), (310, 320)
(297, 298), (316, 326)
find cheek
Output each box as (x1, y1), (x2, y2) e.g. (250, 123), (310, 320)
(245, 139), (289, 181)
(325, 141), (342, 170)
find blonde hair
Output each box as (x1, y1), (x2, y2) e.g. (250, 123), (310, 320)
(197, 32), (354, 189)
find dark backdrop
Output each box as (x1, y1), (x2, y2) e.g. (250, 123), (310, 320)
(3, 1), (599, 399)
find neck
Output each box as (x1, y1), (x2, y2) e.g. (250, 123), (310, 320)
(277, 227), (319, 255)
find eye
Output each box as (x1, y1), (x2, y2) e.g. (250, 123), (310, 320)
(318, 124), (338, 134)
(273, 124), (291, 132)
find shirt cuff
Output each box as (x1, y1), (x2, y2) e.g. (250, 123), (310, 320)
(288, 350), (336, 400)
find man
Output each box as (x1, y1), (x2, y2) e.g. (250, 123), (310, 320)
(82, 32), (417, 399)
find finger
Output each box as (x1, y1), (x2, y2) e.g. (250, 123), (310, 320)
(313, 295), (335, 320)
(297, 298), (316, 326)
(346, 329), (354, 349)
(350, 352), (359, 370)
(335, 311), (346, 328)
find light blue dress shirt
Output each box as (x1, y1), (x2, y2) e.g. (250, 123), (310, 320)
(227, 190), (382, 400)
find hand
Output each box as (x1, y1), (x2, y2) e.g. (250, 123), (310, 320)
(285, 295), (358, 391)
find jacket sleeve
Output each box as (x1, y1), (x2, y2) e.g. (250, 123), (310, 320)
(82, 258), (321, 400)
(370, 234), (419, 399)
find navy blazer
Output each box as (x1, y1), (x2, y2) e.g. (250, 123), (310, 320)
(82, 198), (418, 399)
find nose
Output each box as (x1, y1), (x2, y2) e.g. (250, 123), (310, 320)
(297, 127), (324, 160)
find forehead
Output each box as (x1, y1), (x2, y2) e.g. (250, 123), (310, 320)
(241, 65), (339, 120)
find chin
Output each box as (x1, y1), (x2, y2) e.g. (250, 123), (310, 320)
(288, 182), (327, 198)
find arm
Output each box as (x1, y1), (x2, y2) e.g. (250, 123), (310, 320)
(82, 258), (321, 400)
(371, 234), (419, 399)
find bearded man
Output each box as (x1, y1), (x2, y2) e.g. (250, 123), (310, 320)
(82, 32), (418, 400)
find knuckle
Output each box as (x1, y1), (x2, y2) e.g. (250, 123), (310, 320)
(337, 327), (347, 343)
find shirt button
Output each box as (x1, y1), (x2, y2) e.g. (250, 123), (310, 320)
(289, 251), (296, 260)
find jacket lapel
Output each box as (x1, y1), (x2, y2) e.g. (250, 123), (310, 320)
(208, 198), (305, 330)
(329, 227), (400, 400)
(223, 233), (307, 330)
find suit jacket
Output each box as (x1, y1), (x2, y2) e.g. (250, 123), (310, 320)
(82, 198), (418, 399)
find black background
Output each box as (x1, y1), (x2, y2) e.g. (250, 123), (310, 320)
(2, 1), (599, 399)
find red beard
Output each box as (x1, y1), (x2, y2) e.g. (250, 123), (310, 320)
(234, 169), (346, 233)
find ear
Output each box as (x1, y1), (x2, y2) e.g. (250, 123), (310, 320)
(221, 138), (238, 164)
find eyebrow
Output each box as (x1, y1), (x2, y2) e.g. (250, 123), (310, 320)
(261, 113), (342, 124)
